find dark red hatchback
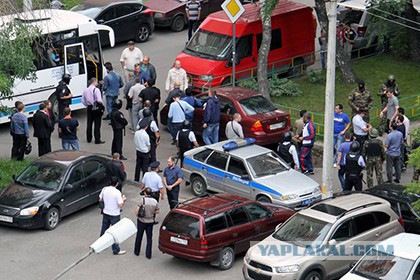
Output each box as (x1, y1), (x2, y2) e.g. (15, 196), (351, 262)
(160, 87), (292, 146)
(158, 194), (295, 270)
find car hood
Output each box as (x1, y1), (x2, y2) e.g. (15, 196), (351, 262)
(177, 51), (223, 74)
(147, 0), (185, 13)
(0, 183), (54, 209)
(255, 169), (319, 196)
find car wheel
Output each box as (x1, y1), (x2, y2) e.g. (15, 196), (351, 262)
(303, 270), (323, 280)
(135, 24), (150, 43)
(191, 176), (206, 196)
(287, 58), (305, 77)
(171, 15), (185, 32)
(256, 195), (271, 203)
(44, 207), (60, 230)
(49, 94), (59, 121)
(217, 247), (235, 270)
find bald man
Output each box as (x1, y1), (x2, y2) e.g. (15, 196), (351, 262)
(165, 60), (188, 92)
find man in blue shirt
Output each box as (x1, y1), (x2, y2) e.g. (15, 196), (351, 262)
(385, 122), (404, 183)
(103, 62), (124, 120)
(163, 156), (183, 210)
(333, 104), (350, 166)
(168, 93), (194, 144)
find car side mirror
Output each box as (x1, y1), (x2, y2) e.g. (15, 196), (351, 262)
(98, 19), (105, 24)
(328, 239), (337, 247)
(12, 174), (16, 181)
(64, 184), (73, 191)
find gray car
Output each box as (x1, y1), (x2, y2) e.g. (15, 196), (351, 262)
(182, 140), (321, 209)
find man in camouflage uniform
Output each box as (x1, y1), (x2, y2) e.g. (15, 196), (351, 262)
(362, 128), (385, 188)
(349, 80), (373, 123)
(377, 75), (400, 135)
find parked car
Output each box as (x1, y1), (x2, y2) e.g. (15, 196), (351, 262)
(340, 233), (420, 280)
(146, 0), (225, 32)
(182, 139), (321, 208)
(243, 193), (405, 280)
(160, 87), (292, 146)
(71, 0), (154, 45)
(159, 194), (295, 270)
(364, 183), (420, 234)
(0, 151), (116, 230)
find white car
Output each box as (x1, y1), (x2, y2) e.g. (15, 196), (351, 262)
(340, 233), (420, 280)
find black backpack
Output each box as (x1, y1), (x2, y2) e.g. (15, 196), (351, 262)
(138, 197), (146, 218)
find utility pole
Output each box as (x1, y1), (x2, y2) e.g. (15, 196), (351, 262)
(321, 0), (337, 198)
(23, 0), (32, 12)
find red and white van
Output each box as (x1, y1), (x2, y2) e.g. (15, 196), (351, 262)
(177, 1), (316, 92)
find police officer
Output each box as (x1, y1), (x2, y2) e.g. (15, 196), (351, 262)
(362, 128), (385, 188)
(277, 131), (300, 170)
(56, 74), (73, 120)
(348, 80), (373, 122)
(110, 99), (128, 160)
(141, 161), (165, 203)
(139, 108), (160, 163)
(344, 141), (366, 192)
(177, 120), (199, 166)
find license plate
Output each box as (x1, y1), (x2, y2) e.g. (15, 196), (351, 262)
(170, 236), (188, 245)
(301, 198), (316, 206)
(270, 122), (284, 130)
(0, 215), (13, 223)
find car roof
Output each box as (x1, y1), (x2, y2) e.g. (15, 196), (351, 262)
(37, 150), (108, 166)
(213, 87), (263, 102)
(76, 0), (143, 8)
(364, 183), (419, 204)
(175, 194), (250, 217)
(377, 233), (420, 260)
(206, 140), (272, 159)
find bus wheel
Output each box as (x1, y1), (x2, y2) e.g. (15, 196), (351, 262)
(49, 94), (59, 120)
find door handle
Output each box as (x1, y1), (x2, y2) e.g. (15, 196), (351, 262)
(202, 167), (207, 171)
(232, 233), (238, 238)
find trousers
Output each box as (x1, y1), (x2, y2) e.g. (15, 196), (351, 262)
(167, 186), (180, 210)
(37, 137), (52, 157)
(134, 220), (154, 258)
(86, 106), (102, 143)
(11, 134), (27, 160)
(112, 129), (124, 157)
(135, 151), (149, 182)
(100, 214), (121, 254)
(386, 154), (401, 182)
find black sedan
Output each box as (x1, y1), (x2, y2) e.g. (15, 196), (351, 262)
(364, 183), (420, 234)
(0, 151), (116, 230)
(71, 0), (155, 45)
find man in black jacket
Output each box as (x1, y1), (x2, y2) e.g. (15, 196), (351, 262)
(56, 74), (73, 120)
(108, 153), (127, 192)
(33, 102), (53, 157)
(110, 99), (128, 160)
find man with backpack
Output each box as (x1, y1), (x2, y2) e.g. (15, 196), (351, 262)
(177, 120), (199, 166)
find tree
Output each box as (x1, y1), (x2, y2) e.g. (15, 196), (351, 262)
(406, 101), (420, 212)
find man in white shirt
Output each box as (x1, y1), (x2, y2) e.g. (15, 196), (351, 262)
(99, 177), (126, 255)
(352, 107), (371, 147)
(120, 41), (143, 82)
(134, 119), (151, 182)
(225, 113), (244, 140)
(165, 60), (188, 92)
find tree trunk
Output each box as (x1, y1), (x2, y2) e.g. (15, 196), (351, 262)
(314, 0), (356, 83)
(257, 0), (271, 100)
(405, 3), (420, 61)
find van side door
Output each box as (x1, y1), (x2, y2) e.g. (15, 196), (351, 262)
(233, 35), (255, 81)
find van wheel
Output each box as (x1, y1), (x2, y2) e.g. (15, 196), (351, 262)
(287, 58), (305, 77)
(303, 270), (323, 280)
(217, 247), (235, 270)
(49, 94), (59, 120)
(135, 24), (151, 43)
(191, 176), (206, 196)
(44, 207), (60, 230)
(171, 15), (185, 32)
(257, 195), (271, 203)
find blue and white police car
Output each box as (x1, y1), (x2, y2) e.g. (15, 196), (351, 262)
(182, 139), (321, 209)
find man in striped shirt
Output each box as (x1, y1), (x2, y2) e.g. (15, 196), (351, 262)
(186, 0), (201, 40)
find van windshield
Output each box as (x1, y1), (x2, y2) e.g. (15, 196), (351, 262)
(185, 30), (232, 60)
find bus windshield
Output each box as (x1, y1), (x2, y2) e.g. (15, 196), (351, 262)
(185, 30), (232, 60)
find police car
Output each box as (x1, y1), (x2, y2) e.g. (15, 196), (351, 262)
(182, 139), (321, 209)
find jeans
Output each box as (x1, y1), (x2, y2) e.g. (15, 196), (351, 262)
(188, 20), (199, 40)
(167, 186), (180, 210)
(134, 220), (154, 258)
(170, 122), (183, 142)
(386, 154), (401, 182)
(100, 214), (121, 254)
(106, 95), (118, 118)
(203, 123), (219, 145)
(338, 167), (346, 189)
(320, 51), (327, 69)
(62, 139), (79, 151)
(299, 145), (313, 172)
(333, 134), (344, 164)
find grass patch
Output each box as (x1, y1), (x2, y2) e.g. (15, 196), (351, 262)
(0, 159), (31, 190)
(273, 53), (420, 131)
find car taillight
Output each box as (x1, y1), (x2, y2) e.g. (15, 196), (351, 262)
(250, 120), (263, 132)
(120, 161), (125, 171)
(397, 216), (404, 228)
(143, 8), (153, 16)
(200, 238), (208, 250)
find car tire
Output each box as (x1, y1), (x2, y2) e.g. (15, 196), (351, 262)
(256, 195), (271, 203)
(217, 247), (235, 270)
(171, 15), (185, 32)
(49, 94), (59, 121)
(135, 24), (151, 43)
(44, 207), (60, 230)
(191, 176), (206, 196)
(302, 270), (323, 280)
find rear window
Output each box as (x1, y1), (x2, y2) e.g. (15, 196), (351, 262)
(239, 96), (277, 116)
(164, 212), (200, 239)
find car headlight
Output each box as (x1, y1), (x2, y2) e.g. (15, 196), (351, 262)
(154, 12), (163, 19)
(313, 187), (321, 194)
(280, 194), (298, 201)
(275, 264), (299, 273)
(200, 74), (214, 81)
(20, 206), (39, 216)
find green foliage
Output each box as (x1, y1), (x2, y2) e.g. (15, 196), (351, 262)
(406, 99), (420, 212)
(238, 78), (258, 91)
(239, 76), (302, 97)
(0, 159), (31, 190)
(308, 70), (326, 84)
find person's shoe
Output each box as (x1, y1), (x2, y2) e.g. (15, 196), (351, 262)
(87, 140), (92, 143)
(134, 252), (139, 256)
(95, 141), (105, 144)
(153, 221), (159, 225)
(120, 156), (127, 160)
(102, 116), (110, 120)
(308, 171), (315, 175)
(303, 170), (309, 174)
(146, 256), (151, 259)
(115, 250), (126, 255)
(171, 141), (176, 145)
(394, 179), (400, 184)
(333, 163), (337, 168)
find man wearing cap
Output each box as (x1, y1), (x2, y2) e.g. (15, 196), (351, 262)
(362, 128), (385, 188)
(120, 41), (143, 82)
(348, 80), (373, 122)
(134, 119), (151, 182)
(352, 107), (372, 147)
(163, 156), (183, 210)
(141, 161), (164, 202)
